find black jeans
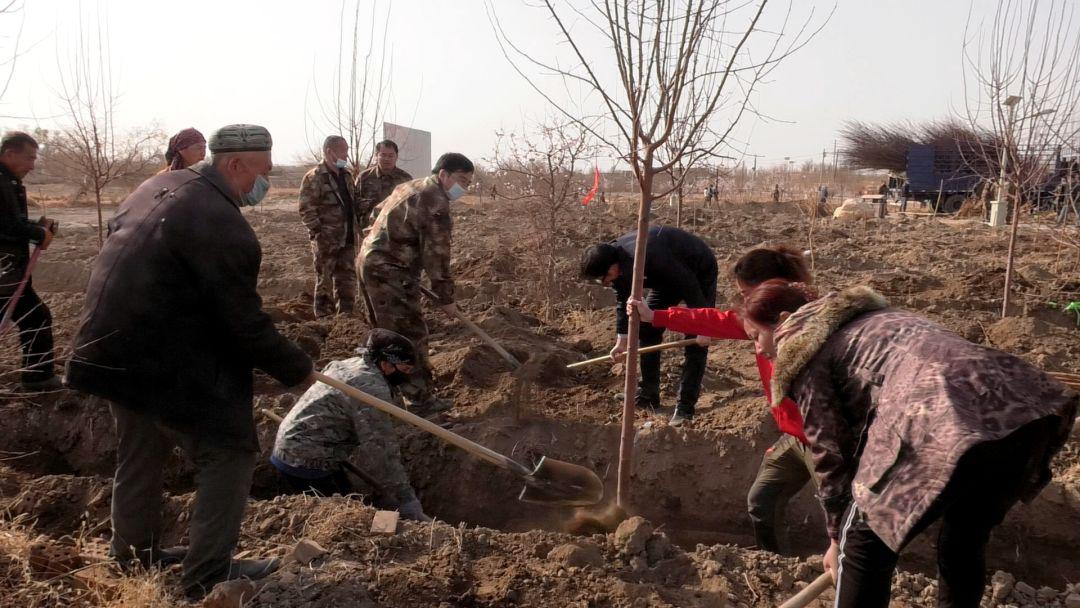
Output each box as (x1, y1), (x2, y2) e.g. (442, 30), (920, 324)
(0, 275), (55, 383)
(636, 274), (716, 414)
(834, 418), (1057, 608)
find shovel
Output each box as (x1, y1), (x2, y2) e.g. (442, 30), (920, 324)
(418, 285), (521, 369)
(779, 572), (833, 608)
(566, 338), (698, 370)
(312, 371), (604, 506)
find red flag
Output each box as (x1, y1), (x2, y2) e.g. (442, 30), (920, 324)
(581, 166), (600, 206)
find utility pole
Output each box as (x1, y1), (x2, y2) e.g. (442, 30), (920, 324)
(820, 148), (827, 186)
(832, 140), (838, 178)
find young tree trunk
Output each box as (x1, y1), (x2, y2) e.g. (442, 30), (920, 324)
(617, 169), (653, 508)
(94, 183), (104, 247)
(1001, 194), (1021, 317)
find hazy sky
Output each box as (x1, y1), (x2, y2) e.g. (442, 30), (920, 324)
(0, 0), (998, 169)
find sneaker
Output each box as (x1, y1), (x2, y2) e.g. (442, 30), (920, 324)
(669, 410), (693, 427)
(20, 376), (63, 393)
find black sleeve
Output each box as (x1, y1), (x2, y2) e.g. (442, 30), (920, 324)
(614, 280), (630, 335)
(169, 203), (313, 386)
(0, 187), (46, 244)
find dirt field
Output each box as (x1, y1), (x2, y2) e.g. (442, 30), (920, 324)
(1, 190), (1078, 607)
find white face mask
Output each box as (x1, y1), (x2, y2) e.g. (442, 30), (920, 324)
(334, 158), (348, 170)
(447, 182), (466, 201)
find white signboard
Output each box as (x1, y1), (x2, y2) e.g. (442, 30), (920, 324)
(383, 122), (431, 179)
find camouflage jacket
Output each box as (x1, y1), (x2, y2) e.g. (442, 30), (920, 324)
(359, 175), (455, 303)
(355, 165), (412, 225)
(771, 286), (1078, 551)
(298, 162), (358, 249)
(271, 353), (416, 503)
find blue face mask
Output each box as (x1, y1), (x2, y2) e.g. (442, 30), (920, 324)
(447, 182), (466, 202)
(241, 175), (270, 206)
(334, 158), (348, 170)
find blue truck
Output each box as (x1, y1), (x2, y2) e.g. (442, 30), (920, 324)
(900, 144), (983, 213)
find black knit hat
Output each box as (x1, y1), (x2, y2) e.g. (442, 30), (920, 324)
(432, 152), (474, 175)
(366, 329), (417, 366)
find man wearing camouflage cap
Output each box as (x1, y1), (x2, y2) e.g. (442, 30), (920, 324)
(271, 328), (430, 521)
(67, 124), (314, 599)
(359, 152), (473, 413)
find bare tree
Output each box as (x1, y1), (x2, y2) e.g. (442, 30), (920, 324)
(490, 119), (596, 321)
(0, 1), (24, 108)
(490, 0), (829, 506)
(51, 6), (162, 245)
(961, 0), (1080, 317)
(305, 0), (394, 172)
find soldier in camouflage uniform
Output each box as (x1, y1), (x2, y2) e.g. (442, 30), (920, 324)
(299, 135), (359, 317)
(271, 329), (429, 521)
(355, 139), (413, 227)
(359, 152), (474, 411)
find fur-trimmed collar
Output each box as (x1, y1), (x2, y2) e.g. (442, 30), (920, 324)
(770, 286), (889, 401)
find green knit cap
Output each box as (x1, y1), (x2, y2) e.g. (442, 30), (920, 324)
(208, 124), (273, 153)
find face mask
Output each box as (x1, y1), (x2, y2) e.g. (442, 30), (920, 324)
(241, 174), (270, 206)
(385, 369), (410, 386)
(334, 158), (348, 170)
(447, 182), (466, 201)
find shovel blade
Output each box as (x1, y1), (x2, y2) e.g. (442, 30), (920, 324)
(517, 456), (605, 506)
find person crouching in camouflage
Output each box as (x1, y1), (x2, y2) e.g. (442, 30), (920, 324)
(271, 329), (429, 521)
(359, 152), (473, 413)
(299, 135), (359, 317)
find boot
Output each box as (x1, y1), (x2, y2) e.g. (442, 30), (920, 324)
(20, 375), (63, 393)
(227, 557), (281, 580)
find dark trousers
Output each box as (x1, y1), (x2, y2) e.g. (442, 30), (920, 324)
(747, 434), (814, 553)
(636, 274), (717, 414)
(110, 404), (256, 598)
(280, 469), (354, 497)
(834, 418), (1055, 608)
(0, 276), (55, 382)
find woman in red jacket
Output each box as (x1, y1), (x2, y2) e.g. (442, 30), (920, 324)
(628, 245), (816, 554)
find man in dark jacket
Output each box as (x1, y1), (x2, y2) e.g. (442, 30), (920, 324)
(0, 131), (60, 391)
(579, 225), (717, 425)
(66, 124), (314, 599)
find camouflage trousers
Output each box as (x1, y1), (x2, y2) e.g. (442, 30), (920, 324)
(311, 242), (357, 316)
(359, 262), (433, 404)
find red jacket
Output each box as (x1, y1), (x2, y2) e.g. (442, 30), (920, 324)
(650, 307), (809, 444)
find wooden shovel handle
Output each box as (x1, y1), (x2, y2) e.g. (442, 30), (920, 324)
(566, 338), (699, 370)
(418, 285), (521, 369)
(779, 572), (833, 608)
(311, 372), (530, 476)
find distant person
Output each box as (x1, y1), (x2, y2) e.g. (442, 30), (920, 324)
(0, 131), (60, 391)
(66, 124), (314, 599)
(579, 225), (717, 426)
(900, 181), (910, 212)
(359, 152), (474, 414)
(271, 329), (429, 521)
(818, 185), (828, 205)
(299, 135), (358, 318)
(878, 182), (889, 217)
(772, 183), (781, 203)
(161, 128), (206, 172)
(356, 140), (413, 227)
